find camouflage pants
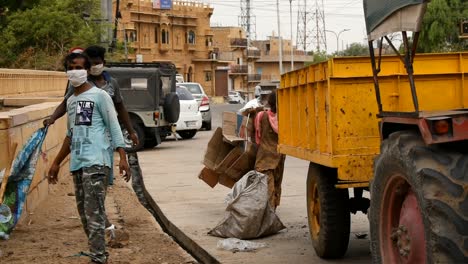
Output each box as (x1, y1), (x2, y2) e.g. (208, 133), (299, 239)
(72, 165), (110, 264)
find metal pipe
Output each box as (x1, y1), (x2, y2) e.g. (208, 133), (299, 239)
(368, 40), (383, 113)
(289, 0), (294, 71)
(276, 0), (283, 74)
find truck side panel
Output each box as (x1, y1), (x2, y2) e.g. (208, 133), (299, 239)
(278, 53), (468, 184)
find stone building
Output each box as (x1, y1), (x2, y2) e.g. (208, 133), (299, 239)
(211, 27), (261, 99)
(114, 0), (218, 95)
(251, 36), (314, 89)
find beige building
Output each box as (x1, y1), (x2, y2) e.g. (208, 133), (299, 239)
(115, 0), (219, 95)
(252, 36), (314, 88)
(114, 0), (313, 98)
(211, 27), (260, 98)
(211, 28), (314, 97)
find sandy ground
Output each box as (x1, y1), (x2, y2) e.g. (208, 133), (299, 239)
(0, 173), (195, 264)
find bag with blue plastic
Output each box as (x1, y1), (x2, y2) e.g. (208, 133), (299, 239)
(0, 127), (48, 239)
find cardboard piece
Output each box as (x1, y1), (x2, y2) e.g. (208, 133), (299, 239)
(239, 115), (255, 141)
(214, 146), (243, 174)
(218, 174), (236, 189)
(198, 167), (219, 188)
(203, 127), (235, 170)
(225, 143), (257, 182)
(222, 112), (245, 144)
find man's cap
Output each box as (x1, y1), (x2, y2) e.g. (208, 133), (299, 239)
(68, 47), (84, 54)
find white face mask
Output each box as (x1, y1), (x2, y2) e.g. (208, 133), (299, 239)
(89, 63), (104, 76)
(66, 69), (88, 87)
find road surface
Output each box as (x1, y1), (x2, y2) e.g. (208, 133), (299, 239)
(139, 103), (372, 263)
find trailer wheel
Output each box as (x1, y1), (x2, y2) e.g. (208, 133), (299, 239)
(371, 131), (468, 264)
(306, 163), (350, 258)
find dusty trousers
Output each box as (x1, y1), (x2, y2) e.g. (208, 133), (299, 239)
(72, 165), (110, 264)
(260, 157), (285, 208)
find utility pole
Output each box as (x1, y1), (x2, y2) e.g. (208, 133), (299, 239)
(325, 29), (350, 53)
(110, 0), (121, 52)
(276, 0), (283, 74)
(289, 0), (294, 71)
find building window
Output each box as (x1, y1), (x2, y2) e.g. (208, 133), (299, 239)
(127, 31), (137, 42)
(205, 37), (212, 47)
(154, 27), (158, 43)
(162, 29), (169, 44)
(205, 71), (212, 82)
(188, 30), (195, 44)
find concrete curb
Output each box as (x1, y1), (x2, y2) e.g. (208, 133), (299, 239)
(128, 152), (219, 264)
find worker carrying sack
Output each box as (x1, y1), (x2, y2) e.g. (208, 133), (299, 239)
(208, 170), (285, 239)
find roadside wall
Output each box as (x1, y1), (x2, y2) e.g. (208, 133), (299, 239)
(0, 69), (68, 223)
(0, 68), (67, 98)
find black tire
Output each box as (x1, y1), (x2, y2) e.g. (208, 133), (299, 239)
(178, 130), (197, 139)
(144, 138), (158, 149)
(306, 163), (350, 258)
(371, 131), (468, 263)
(164, 92), (180, 123)
(204, 120), (212, 131)
(123, 122), (145, 153)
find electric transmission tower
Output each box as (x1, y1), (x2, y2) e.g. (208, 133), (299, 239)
(297, 0), (327, 52)
(239, 0), (256, 40)
(296, 0), (309, 51)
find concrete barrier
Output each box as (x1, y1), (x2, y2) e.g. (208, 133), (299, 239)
(0, 69), (68, 223)
(0, 68), (67, 98)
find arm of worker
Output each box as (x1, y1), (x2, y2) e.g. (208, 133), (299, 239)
(43, 83), (73, 127)
(99, 91), (131, 181)
(111, 78), (139, 146)
(114, 101), (139, 146)
(43, 99), (67, 127)
(47, 136), (71, 184)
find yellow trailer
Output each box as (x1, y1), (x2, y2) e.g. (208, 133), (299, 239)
(279, 53), (468, 188)
(278, 52), (468, 260)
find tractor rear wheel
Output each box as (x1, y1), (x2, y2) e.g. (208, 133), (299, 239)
(306, 163), (350, 258)
(371, 131), (468, 263)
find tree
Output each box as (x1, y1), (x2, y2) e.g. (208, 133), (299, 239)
(418, 0), (468, 52)
(305, 50), (331, 65)
(0, 0), (105, 70)
(336, 43), (369, 57)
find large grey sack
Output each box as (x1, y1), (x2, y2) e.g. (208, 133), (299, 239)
(208, 171), (285, 239)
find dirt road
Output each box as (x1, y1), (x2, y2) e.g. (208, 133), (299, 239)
(0, 173), (194, 264)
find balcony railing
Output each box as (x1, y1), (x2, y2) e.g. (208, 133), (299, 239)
(230, 64), (248, 74)
(185, 43), (196, 51)
(247, 74), (261, 82)
(264, 50), (307, 56)
(230, 38), (247, 48)
(218, 52), (237, 61)
(159, 43), (170, 52)
(261, 74), (281, 82)
(247, 50), (261, 58)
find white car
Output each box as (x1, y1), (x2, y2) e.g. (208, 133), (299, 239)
(180, 82), (212, 130)
(227, 91), (245, 104)
(175, 74), (184, 83)
(175, 86), (202, 139)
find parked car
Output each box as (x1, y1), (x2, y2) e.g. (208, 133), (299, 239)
(175, 85), (202, 139)
(175, 74), (184, 83)
(106, 62), (180, 151)
(227, 91), (245, 104)
(180, 82), (212, 130)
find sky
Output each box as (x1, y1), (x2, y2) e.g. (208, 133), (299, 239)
(206, 0), (366, 54)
